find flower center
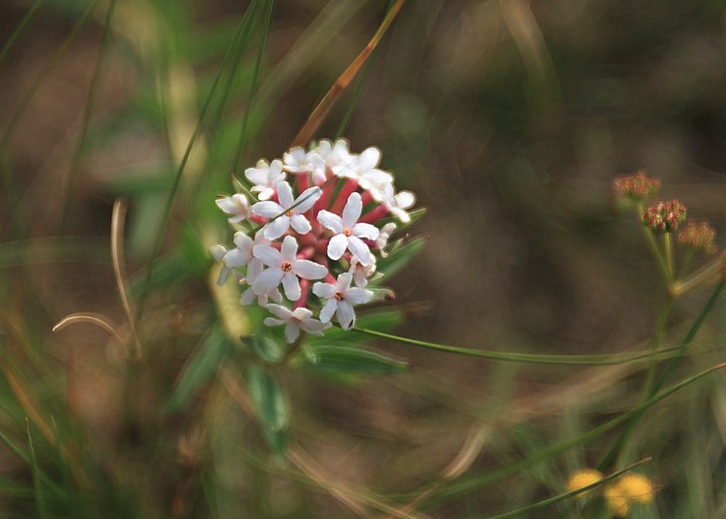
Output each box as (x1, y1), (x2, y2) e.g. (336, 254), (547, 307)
(342, 228), (352, 237)
(281, 261), (293, 272)
(334, 291), (345, 301)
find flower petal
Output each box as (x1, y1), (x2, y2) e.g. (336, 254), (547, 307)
(319, 298), (337, 323)
(327, 233), (348, 261)
(293, 259), (327, 280)
(252, 267), (283, 295)
(252, 201), (284, 219)
(352, 222), (380, 240)
(335, 301), (356, 330)
(317, 210), (343, 233)
(342, 192), (363, 227)
(263, 216), (290, 240)
(280, 235), (298, 260)
(284, 322), (300, 343)
(312, 281), (335, 299)
(276, 180), (295, 208)
(291, 307), (314, 321)
(345, 287), (374, 305)
(346, 235), (372, 266)
(252, 244), (281, 267)
(281, 272), (301, 301)
(266, 304), (293, 320)
(290, 214), (312, 235)
(294, 186), (323, 212)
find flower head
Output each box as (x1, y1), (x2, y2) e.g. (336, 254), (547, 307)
(565, 469), (604, 499)
(318, 192), (380, 265)
(245, 159), (286, 200)
(215, 193), (251, 224)
(641, 199), (687, 233)
(263, 304), (331, 343)
(252, 182), (322, 240)
(313, 273), (373, 330)
(614, 170), (661, 203)
(252, 235), (328, 301)
(678, 221), (717, 254)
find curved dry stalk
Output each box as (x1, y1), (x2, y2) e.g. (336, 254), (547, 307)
(52, 312), (126, 355)
(291, 0), (409, 148)
(111, 199), (142, 358)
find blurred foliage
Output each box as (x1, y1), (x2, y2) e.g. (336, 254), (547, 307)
(1, 0), (726, 518)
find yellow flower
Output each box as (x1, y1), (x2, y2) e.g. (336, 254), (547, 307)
(605, 484), (631, 517)
(566, 469), (604, 498)
(615, 474), (655, 504)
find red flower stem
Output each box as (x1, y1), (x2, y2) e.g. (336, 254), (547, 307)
(331, 179), (360, 214)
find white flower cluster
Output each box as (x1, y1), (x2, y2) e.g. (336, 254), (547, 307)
(212, 139), (416, 343)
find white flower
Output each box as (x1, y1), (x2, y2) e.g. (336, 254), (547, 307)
(252, 235), (328, 301)
(209, 231), (254, 286)
(252, 181), (322, 240)
(381, 184), (416, 223)
(349, 256), (376, 287)
(317, 192), (380, 266)
(245, 159), (286, 200)
(283, 146), (326, 181)
(215, 193), (251, 224)
(263, 304), (331, 343)
(315, 139), (353, 182)
(313, 273), (373, 330)
(376, 222), (396, 257)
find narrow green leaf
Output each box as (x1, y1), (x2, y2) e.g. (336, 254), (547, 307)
(250, 335), (285, 364)
(246, 364), (289, 455)
(166, 326), (231, 412)
(375, 237), (425, 279)
(307, 309), (403, 347)
(302, 345), (408, 377)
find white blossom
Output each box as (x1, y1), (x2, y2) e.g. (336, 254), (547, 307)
(283, 146), (326, 181)
(263, 304), (331, 343)
(349, 256), (376, 287)
(317, 192), (380, 266)
(381, 184), (416, 223)
(252, 235), (328, 301)
(245, 159), (286, 200)
(215, 193), (251, 224)
(252, 181), (322, 240)
(313, 273), (373, 330)
(376, 222), (396, 257)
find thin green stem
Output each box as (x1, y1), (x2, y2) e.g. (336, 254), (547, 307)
(636, 204), (669, 284)
(233, 0), (274, 173)
(418, 362), (725, 506)
(134, 13), (257, 325)
(353, 327), (684, 366)
(0, 0), (47, 67)
(59, 0), (117, 233)
(663, 232), (674, 285)
(597, 281), (724, 471)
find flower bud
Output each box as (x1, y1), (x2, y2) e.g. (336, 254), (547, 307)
(641, 200), (686, 233)
(678, 221), (717, 254)
(613, 171), (661, 202)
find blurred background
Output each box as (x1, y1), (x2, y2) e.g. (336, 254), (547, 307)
(2, 0), (726, 517)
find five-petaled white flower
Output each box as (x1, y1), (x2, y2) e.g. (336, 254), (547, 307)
(313, 273), (373, 330)
(317, 192), (380, 266)
(252, 235), (328, 301)
(349, 256), (376, 287)
(381, 184), (416, 223)
(209, 232), (254, 286)
(263, 304), (331, 343)
(215, 193), (251, 224)
(252, 181), (322, 240)
(245, 159), (286, 200)
(283, 146), (326, 182)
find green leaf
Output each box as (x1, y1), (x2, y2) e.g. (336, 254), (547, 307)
(166, 326), (232, 412)
(306, 309), (403, 347)
(302, 345), (409, 378)
(376, 237), (425, 279)
(246, 364), (289, 455)
(250, 334), (285, 364)
(179, 224), (211, 277)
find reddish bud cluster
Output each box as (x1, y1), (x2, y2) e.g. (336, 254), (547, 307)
(678, 221), (717, 254)
(613, 171), (661, 202)
(641, 200), (687, 233)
